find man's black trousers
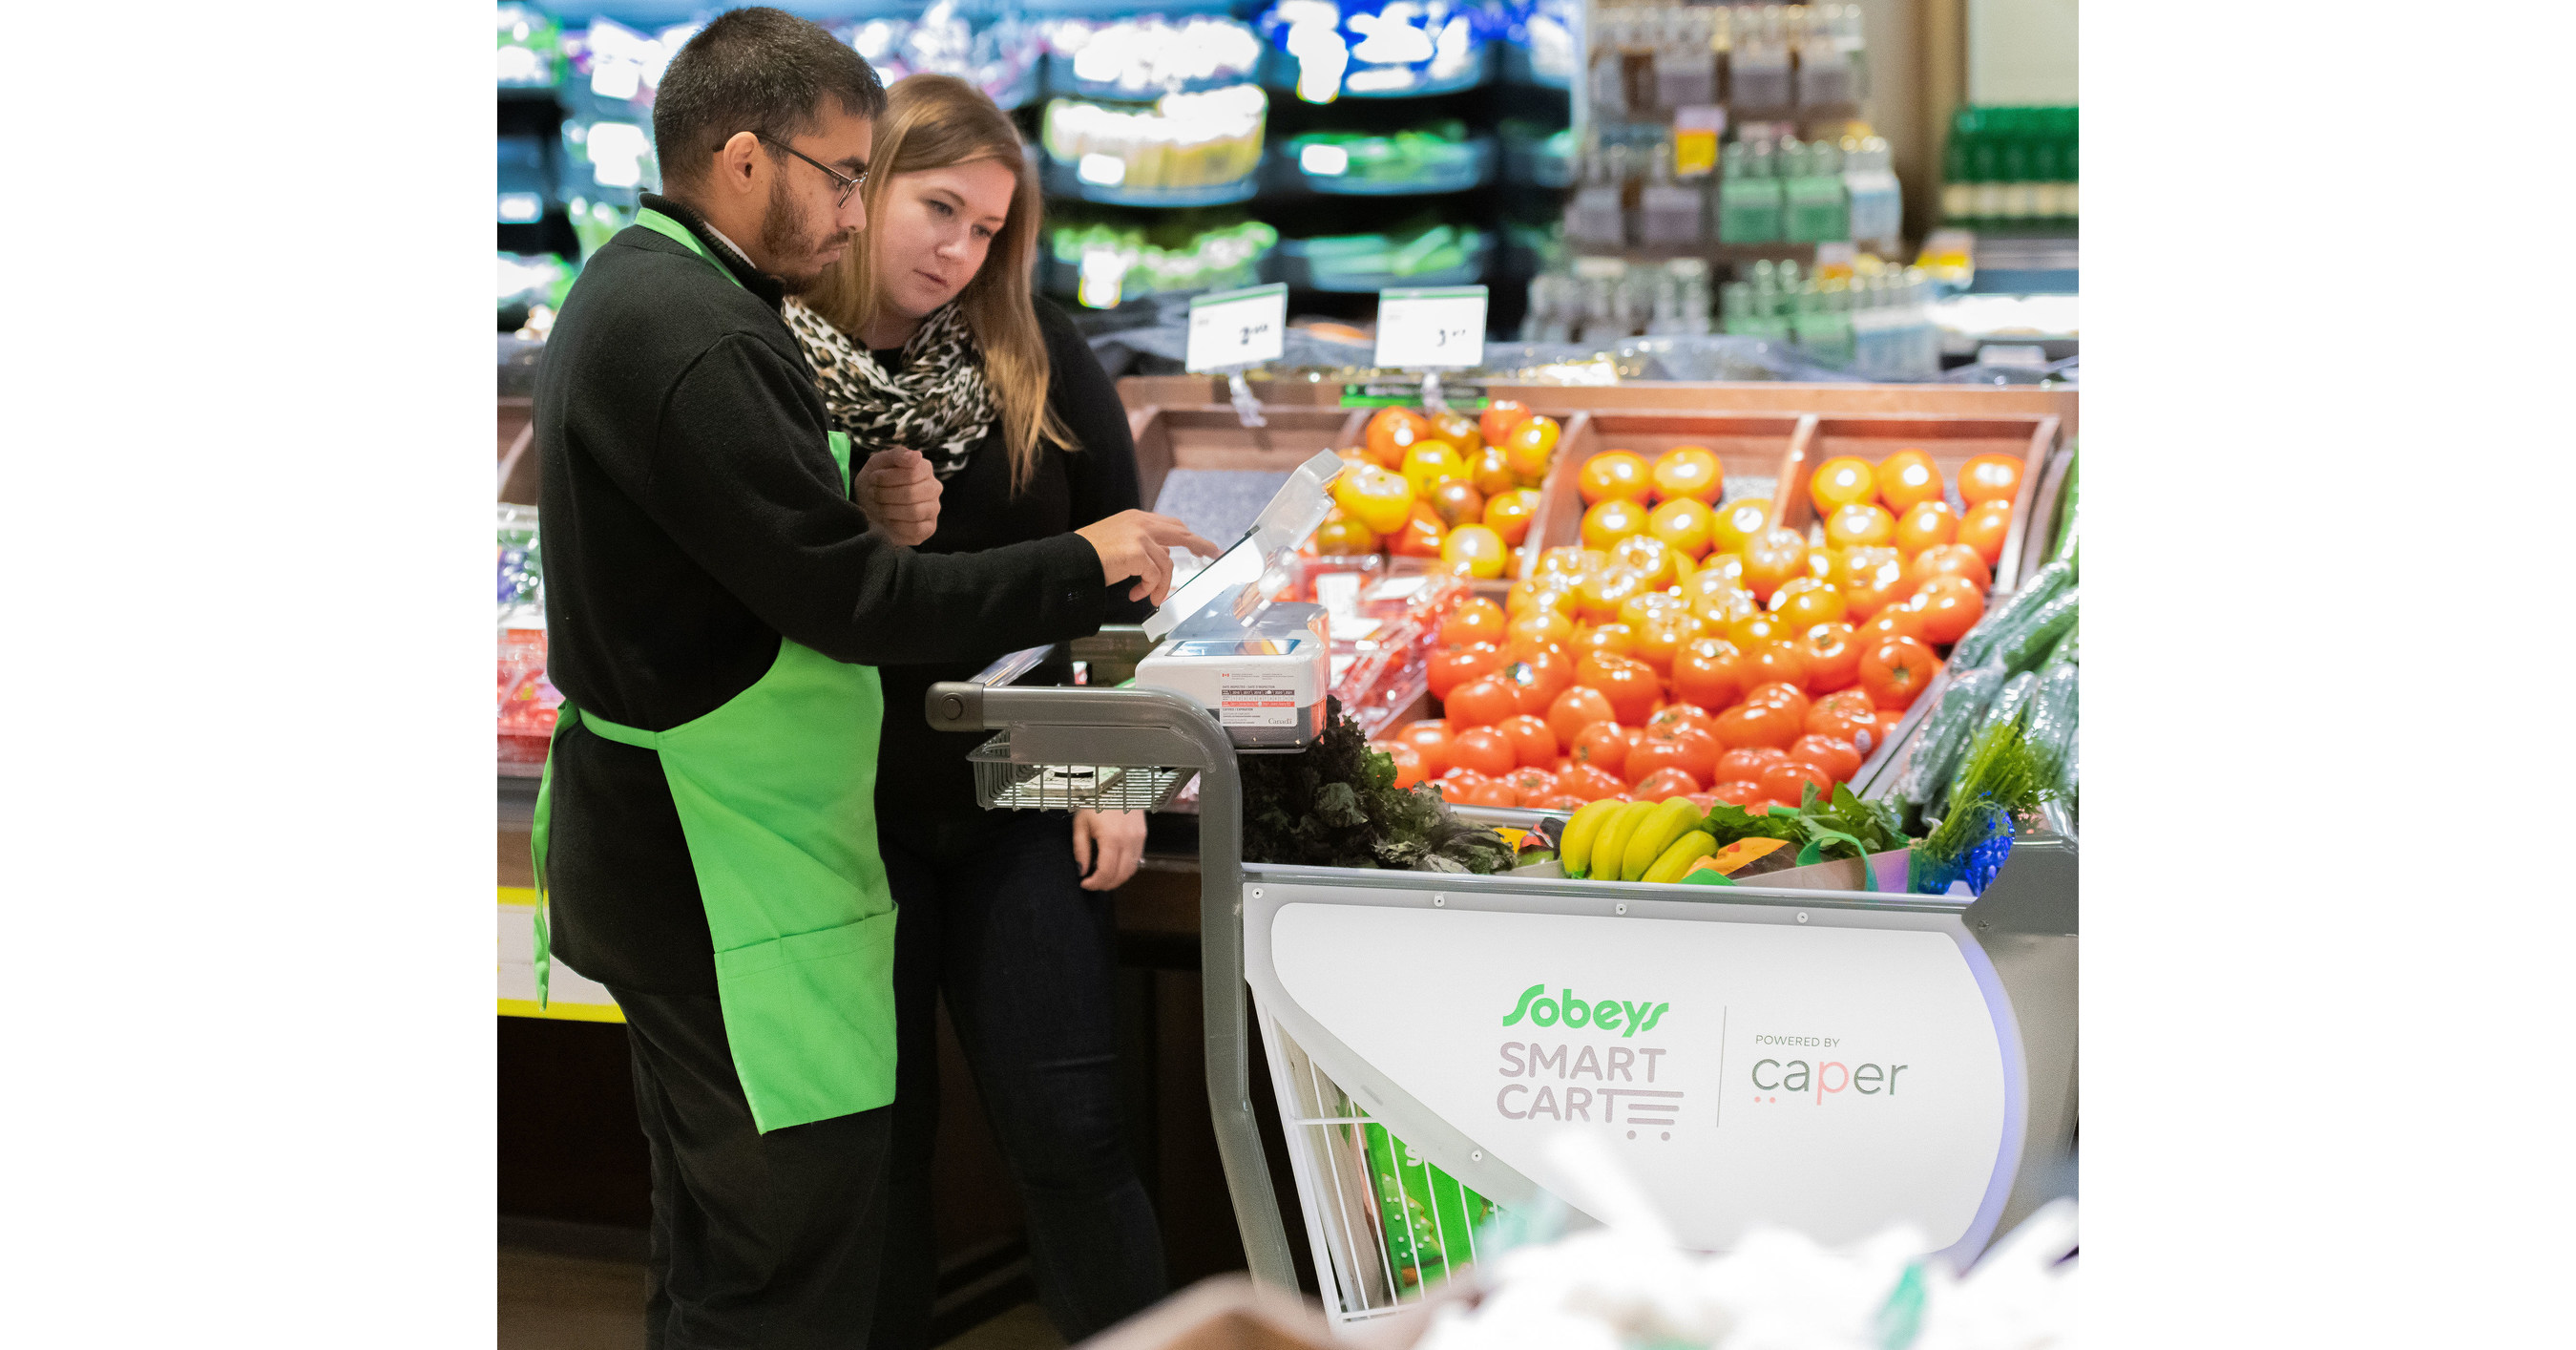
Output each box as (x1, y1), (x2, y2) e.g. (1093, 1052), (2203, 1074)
(614, 984), (894, 1350)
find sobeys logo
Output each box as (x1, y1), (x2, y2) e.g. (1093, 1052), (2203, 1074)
(1499, 983), (1668, 1037)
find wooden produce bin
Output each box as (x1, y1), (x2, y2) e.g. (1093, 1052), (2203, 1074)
(1771, 410), (2063, 593)
(1127, 405), (1367, 518)
(1518, 410), (1807, 577)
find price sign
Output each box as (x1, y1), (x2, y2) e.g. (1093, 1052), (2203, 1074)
(1186, 283), (1288, 372)
(1373, 285), (1488, 369)
(1674, 106), (1727, 178)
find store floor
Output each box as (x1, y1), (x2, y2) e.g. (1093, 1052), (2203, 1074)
(497, 1243), (1068, 1350)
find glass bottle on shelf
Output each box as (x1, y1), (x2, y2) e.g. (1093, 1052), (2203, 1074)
(1639, 138), (1706, 245)
(1794, 4), (1853, 108)
(1786, 137), (1850, 243)
(1717, 139), (1784, 243)
(1654, 8), (1717, 110)
(1567, 143), (1626, 248)
(1730, 6), (1793, 111)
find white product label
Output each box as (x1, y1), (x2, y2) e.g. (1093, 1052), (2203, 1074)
(1374, 285), (1489, 369)
(1186, 283), (1288, 372)
(1261, 902), (2013, 1254)
(1077, 152), (1127, 186)
(1298, 142), (1351, 177)
(1219, 672), (1302, 727)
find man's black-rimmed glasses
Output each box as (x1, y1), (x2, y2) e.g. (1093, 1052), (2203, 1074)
(761, 135), (867, 208)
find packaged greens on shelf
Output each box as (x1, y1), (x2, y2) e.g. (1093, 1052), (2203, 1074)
(1276, 217), (1491, 291)
(1286, 122), (1492, 192)
(1040, 13), (1262, 97)
(1048, 210), (1278, 308)
(496, 4), (563, 89)
(1256, 0), (1497, 103)
(1041, 86), (1267, 192)
(1499, 119), (1574, 187)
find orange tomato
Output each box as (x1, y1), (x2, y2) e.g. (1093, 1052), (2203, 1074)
(1569, 720), (1629, 777)
(1432, 410), (1483, 458)
(1824, 501), (1898, 550)
(1608, 534), (1681, 588)
(1394, 720), (1455, 778)
(1959, 454), (2024, 505)
(1581, 497), (1651, 551)
(1578, 451), (1654, 505)
(1857, 636), (1941, 711)
(1617, 591), (1690, 631)
(1365, 406), (1433, 469)
(1875, 449), (1945, 515)
(1441, 523), (1510, 580)
(1646, 496), (1716, 558)
(1728, 610), (1798, 650)
(1909, 542), (1994, 594)
(1330, 462), (1414, 535)
(1448, 727), (1519, 778)
(1672, 637), (1751, 710)
(1632, 619), (1699, 676)
(1742, 527), (1811, 603)
(1769, 577), (1848, 630)
(1387, 502), (1446, 557)
(1708, 780), (1765, 806)
(1506, 574), (1576, 617)
(1715, 747), (1791, 782)
(1690, 552), (1749, 592)
(1546, 686), (1618, 747)
(1426, 478), (1484, 530)
(1712, 702), (1803, 751)
(1496, 714), (1560, 768)
(1401, 441), (1470, 500)
(1858, 605), (1926, 646)
(1575, 564), (1649, 624)
(1893, 499), (1958, 556)
(1791, 735), (1863, 782)
(1629, 767), (1704, 800)
(1504, 607), (1575, 653)
(1575, 651), (1662, 725)
(1470, 444), (1518, 497)
(1483, 487), (1542, 546)
(1710, 497), (1772, 555)
(1368, 739), (1425, 790)
(1438, 598), (1507, 647)
(1742, 681), (1812, 724)
(1745, 641), (1811, 691)
(1835, 545), (1912, 621)
(1646, 703), (1720, 741)
(1572, 622), (1637, 660)
(1502, 414), (1561, 482)
(1692, 587), (1757, 631)
(1802, 622), (1862, 693)
(1958, 498), (2014, 567)
(1313, 507), (1377, 556)
(1760, 760), (1835, 807)
(1427, 643), (1503, 700)
(1535, 545), (1608, 580)
(1807, 545), (1836, 581)
(1443, 677), (1518, 728)
(1807, 456), (1878, 516)
(1807, 702), (1879, 748)
(1480, 399), (1534, 448)
(1651, 445), (1725, 504)
(1498, 647), (1577, 717)
(1555, 764), (1630, 802)
(1913, 576), (1987, 645)
(1531, 793), (1591, 813)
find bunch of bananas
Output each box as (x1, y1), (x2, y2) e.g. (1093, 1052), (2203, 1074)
(1557, 797), (1718, 885)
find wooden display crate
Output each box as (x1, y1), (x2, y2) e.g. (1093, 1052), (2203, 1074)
(1771, 411), (2062, 592)
(1126, 405), (1367, 523)
(1518, 411), (1808, 577)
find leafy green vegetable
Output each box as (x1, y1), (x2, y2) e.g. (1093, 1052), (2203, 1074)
(1238, 697), (1514, 874)
(1696, 782), (1907, 863)
(1918, 711), (2062, 867)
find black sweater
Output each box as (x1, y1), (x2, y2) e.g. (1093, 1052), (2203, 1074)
(854, 298), (1155, 822)
(534, 194), (1112, 996)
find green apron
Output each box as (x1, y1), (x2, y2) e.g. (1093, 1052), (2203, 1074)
(529, 207), (896, 1134)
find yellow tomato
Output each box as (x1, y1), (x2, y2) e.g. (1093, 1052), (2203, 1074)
(1807, 456), (1878, 516)
(1875, 449), (1944, 515)
(1618, 591), (1691, 631)
(1607, 534), (1680, 588)
(1710, 496), (1772, 555)
(1503, 414), (1562, 482)
(1575, 564), (1649, 624)
(1823, 502), (1897, 550)
(1401, 441), (1469, 499)
(1330, 462), (1414, 535)
(1646, 496), (1715, 559)
(1313, 507), (1378, 556)
(1581, 497), (1651, 551)
(1440, 524), (1509, 580)
(1769, 577), (1849, 630)
(1535, 545), (1608, 579)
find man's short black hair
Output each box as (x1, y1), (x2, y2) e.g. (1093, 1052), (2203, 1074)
(652, 7), (885, 191)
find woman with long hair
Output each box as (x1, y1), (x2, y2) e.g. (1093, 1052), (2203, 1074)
(780, 74), (1167, 1347)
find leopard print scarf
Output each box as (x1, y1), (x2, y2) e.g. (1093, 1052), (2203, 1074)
(782, 297), (995, 480)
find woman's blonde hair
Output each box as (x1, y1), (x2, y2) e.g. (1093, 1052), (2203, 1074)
(804, 74), (1076, 493)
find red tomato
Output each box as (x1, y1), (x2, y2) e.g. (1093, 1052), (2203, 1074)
(1801, 622), (1861, 694)
(1805, 702), (1879, 746)
(1576, 652), (1663, 726)
(1716, 747), (1791, 781)
(1428, 770), (1483, 802)
(1741, 682), (1813, 724)
(1909, 543), (1994, 595)
(1672, 637), (1750, 710)
(1630, 767), (1704, 799)
(1683, 792), (1721, 812)
(1395, 720), (1455, 778)
(1569, 721), (1630, 777)
(1503, 766), (1559, 798)
(1814, 686), (1875, 717)
(1745, 641), (1811, 691)
(1448, 726), (1519, 777)
(1638, 726), (1719, 783)
(1858, 606), (1926, 646)
(1874, 710), (1906, 743)
(1463, 778), (1523, 808)
(1713, 702), (1802, 750)
(1858, 636), (1941, 711)
(1497, 714), (1560, 768)
(1646, 704), (1719, 742)
(1546, 686), (1618, 747)
(1427, 643), (1504, 700)
(1913, 576), (1987, 645)
(1556, 764), (1631, 801)
(1368, 739), (1425, 789)
(1444, 677), (1518, 728)
(1499, 647), (1577, 716)
(1532, 793), (1591, 812)
(1438, 597), (1508, 647)
(1760, 760), (1835, 805)
(1791, 735), (1863, 782)
(1709, 780), (1765, 806)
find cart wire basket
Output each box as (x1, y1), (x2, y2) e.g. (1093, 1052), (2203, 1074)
(968, 728), (1197, 812)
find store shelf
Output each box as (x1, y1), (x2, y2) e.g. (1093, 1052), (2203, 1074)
(1040, 155), (1262, 207)
(1498, 47), (1571, 90)
(1259, 46), (1494, 100)
(1271, 136), (1496, 197)
(1043, 67), (1260, 102)
(1566, 240), (1821, 265)
(1267, 232), (1493, 293)
(1501, 137), (1572, 189)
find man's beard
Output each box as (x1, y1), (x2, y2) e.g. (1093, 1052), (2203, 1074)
(758, 175), (848, 295)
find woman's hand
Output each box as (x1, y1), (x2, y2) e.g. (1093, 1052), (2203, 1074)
(1072, 809), (1147, 892)
(856, 447), (942, 546)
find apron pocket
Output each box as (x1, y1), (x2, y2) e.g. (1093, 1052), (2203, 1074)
(712, 910), (900, 1132)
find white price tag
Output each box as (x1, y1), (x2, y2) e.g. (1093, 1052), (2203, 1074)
(1186, 283), (1288, 372)
(1373, 285), (1488, 369)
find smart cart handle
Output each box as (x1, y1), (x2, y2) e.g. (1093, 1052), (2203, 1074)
(923, 680), (1298, 1293)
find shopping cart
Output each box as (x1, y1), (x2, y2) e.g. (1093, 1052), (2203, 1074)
(930, 655), (2077, 1330)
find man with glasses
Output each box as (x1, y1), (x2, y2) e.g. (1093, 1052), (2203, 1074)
(529, 10), (1212, 1347)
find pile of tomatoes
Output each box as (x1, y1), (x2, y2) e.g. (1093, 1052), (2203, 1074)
(1367, 445), (2026, 813)
(1320, 401), (1562, 580)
